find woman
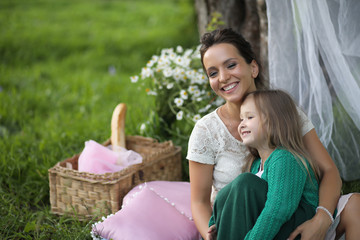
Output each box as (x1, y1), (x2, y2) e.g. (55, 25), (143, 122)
(187, 28), (359, 240)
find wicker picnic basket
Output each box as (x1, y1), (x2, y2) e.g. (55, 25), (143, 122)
(48, 136), (182, 219)
(48, 104), (182, 219)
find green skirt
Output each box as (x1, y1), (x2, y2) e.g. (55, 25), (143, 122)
(209, 173), (314, 240)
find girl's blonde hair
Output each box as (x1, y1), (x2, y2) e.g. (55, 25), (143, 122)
(242, 89), (320, 180)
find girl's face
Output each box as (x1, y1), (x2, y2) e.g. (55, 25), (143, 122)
(203, 43), (258, 104)
(238, 96), (267, 149)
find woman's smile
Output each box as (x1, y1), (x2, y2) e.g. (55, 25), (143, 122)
(222, 82), (239, 92)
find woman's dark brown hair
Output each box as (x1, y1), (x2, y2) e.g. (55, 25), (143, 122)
(200, 28), (267, 90)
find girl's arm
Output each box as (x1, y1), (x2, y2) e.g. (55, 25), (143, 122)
(288, 129), (342, 240)
(189, 160), (214, 239)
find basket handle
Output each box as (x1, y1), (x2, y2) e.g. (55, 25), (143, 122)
(111, 103), (127, 150)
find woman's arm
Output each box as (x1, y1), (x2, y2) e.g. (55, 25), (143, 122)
(289, 129), (342, 240)
(189, 160), (214, 239)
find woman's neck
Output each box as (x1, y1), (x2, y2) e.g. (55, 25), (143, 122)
(223, 102), (241, 121)
(218, 102), (242, 141)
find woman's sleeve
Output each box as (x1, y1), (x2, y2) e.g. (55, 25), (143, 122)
(245, 151), (307, 240)
(297, 106), (315, 136)
(186, 120), (216, 164)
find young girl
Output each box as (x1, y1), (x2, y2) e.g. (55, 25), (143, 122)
(207, 89), (320, 239)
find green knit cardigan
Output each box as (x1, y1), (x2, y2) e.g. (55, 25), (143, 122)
(245, 148), (319, 239)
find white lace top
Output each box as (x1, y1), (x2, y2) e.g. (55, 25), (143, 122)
(186, 107), (314, 203)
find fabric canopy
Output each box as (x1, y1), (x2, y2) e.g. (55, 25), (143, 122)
(266, 0), (360, 180)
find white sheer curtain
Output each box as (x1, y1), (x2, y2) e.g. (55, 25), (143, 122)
(266, 0), (360, 181)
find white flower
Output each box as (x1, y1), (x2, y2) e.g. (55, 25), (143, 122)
(157, 56), (171, 68)
(173, 67), (187, 81)
(146, 59), (156, 68)
(163, 67), (173, 78)
(140, 123), (146, 133)
(173, 72), (182, 82)
(186, 70), (196, 79)
(174, 66), (185, 74)
(198, 73), (207, 84)
(180, 90), (188, 99)
(173, 67), (185, 81)
(193, 52), (201, 59)
(176, 46), (183, 53)
(193, 89), (201, 97)
(174, 97), (184, 107)
(188, 85), (197, 94)
(175, 56), (184, 66)
(169, 52), (177, 60)
(146, 90), (157, 96)
(130, 75), (139, 83)
(161, 48), (174, 56)
(193, 114), (201, 122)
(141, 67), (153, 79)
(192, 45), (201, 59)
(191, 73), (207, 84)
(176, 111), (184, 120)
(166, 83), (174, 89)
(132, 44), (218, 129)
(199, 104), (212, 113)
(184, 49), (193, 57)
(151, 55), (159, 62)
(182, 56), (191, 67)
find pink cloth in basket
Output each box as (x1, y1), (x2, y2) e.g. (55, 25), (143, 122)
(91, 181), (200, 240)
(78, 140), (142, 174)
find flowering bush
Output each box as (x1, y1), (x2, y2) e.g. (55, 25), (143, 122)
(130, 45), (224, 139)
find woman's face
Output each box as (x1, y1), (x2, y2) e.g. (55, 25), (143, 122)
(203, 43), (258, 104)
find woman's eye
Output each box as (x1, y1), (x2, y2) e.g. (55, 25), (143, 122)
(227, 63), (236, 69)
(208, 71), (217, 78)
(248, 116), (253, 120)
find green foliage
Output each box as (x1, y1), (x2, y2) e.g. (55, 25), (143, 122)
(206, 11), (226, 32)
(342, 180), (360, 195)
(328, 99), (360, 181)
(0, 0), (198, 238)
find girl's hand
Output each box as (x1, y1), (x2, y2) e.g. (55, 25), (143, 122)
(288, 211), (332, 240)
(206, 224), (217, 240)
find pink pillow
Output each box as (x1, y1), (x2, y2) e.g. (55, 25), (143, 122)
(91, 181), (200, 240)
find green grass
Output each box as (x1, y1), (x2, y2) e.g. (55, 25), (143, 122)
(0, 0), (198, 238)
(1, 1), (359, 239)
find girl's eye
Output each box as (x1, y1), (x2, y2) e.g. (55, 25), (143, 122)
(248, 116), (253, 120)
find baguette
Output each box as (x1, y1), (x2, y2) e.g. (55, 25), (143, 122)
(111, 103), (127, 150)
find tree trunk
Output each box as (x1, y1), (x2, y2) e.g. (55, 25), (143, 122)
(194, 0), (268, 83)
